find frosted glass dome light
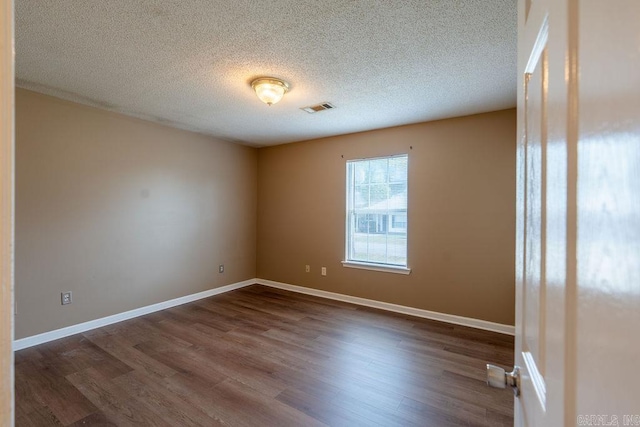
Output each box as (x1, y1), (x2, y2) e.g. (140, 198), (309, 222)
(251, 77), (290, 106)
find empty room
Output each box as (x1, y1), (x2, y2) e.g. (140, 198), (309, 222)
(2, 1), (639, 426)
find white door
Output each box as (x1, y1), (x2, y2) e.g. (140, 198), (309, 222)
(572, 1), (640, 422)
(513, 2), (558, 424)
(490, 1), (640, 426)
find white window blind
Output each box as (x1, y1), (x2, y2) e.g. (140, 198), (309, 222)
(346, 155), (408, 267)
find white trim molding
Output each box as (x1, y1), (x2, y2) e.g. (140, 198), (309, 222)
(0, 0), (15, 422)
(256, 278), (515, 336)
(13, 279), (256, 351)
(341, 261), (411, 275)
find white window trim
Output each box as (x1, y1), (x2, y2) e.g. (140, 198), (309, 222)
(345, 154), (409, 271)
(341, 261), (411, 275)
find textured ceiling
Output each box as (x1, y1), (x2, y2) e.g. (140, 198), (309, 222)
(15, 0), (517, 147)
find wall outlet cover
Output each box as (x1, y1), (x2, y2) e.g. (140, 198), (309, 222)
(61, 292), (72, 305)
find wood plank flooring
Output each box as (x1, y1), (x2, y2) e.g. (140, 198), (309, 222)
(15, 285), (514, 426)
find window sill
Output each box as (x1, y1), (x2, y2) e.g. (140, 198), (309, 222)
(341, 261), (411, 275)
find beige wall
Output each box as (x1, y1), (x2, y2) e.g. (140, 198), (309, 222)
(15, 90), (515, 339)
(15, 89), (257, 339)
(257, 109), (516, 325)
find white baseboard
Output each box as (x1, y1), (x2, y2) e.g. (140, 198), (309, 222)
(14, 277), (514, 351)
(13, 279), (256, 351)
(256, 278), (515, 336)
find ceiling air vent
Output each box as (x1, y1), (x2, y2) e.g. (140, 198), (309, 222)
(301, 102), (335, 114)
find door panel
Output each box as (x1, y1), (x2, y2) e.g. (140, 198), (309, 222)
(523, 46), (546, 378)
(519, 17), (548, 426)
(515, 1), (571, 425)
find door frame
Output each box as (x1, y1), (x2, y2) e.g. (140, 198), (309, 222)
(0, 0), (15, 424)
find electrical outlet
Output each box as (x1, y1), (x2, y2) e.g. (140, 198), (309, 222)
(305, 265), (310, 273)
(321, 267), (327, 276)
(219, 264), (224, 273)
(61, 291), (72, 305)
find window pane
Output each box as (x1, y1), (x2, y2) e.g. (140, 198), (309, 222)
(369, 158), (387, 183)
(369, 183), (389, 208)
(354, 185), (369, 208)
(346, 154), (408, 267)
(389, 156), (408, 182)
(354, 161), (369, 184)
(389, 182), (406, 198)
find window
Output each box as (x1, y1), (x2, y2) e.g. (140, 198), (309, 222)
(344, 155), (409, 272)
(390, 213), (407, 232)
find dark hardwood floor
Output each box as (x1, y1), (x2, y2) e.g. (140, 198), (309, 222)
(15, 285), (514, 426)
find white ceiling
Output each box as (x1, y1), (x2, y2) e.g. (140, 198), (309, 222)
(15, 0), (517, 147)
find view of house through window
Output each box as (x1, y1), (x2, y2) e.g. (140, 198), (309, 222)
(346, 154), (408, 267)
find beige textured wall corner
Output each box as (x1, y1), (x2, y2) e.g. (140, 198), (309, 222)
(257, 109), (516, 325)
(15, 89), (258, 339)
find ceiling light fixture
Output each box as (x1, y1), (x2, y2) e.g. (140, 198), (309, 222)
(251, 77), (290, 106)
